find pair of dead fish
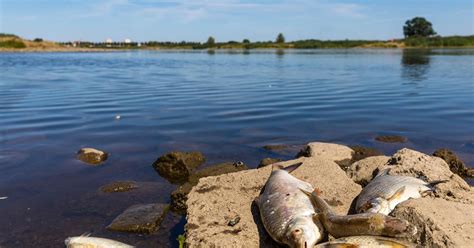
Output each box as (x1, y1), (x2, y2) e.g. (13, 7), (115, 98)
(255, 163), (417, 248)
(65, 235), (133, 248)
(356, 169), (447, 215)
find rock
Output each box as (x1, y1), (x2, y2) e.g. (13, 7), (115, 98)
(100, 181), (138, 193)
(76, 148), (108, 165)
(304, 142), (354, 162)
(152, 151), (205, 184)
(375, 135), (408, 143)
(63, 182), (169, 219)
(349, 145), (384, 162)
(107, 203), (170, 234)
(387, 148), (472, 203)
(433, 148), (471, 177)
(171, 162), (248, 214)
(346, 155), (390, 186)
(391, 198), (474, 247)
(257, 158), (282, 168)
(466, 168), (474, 177)
(263, 144), (306, 157)
(185, 154), (361, 247)
(262, 144), (288, 151)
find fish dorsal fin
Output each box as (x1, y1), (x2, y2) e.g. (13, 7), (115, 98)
(428, 179), (449, 187)
(80, 232), (91, 237)
(388, 186), (406, 201)
(273, 162), (303, 173)
(374, 167), (391, 178)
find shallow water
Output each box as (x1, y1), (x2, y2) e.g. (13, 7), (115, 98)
(0, 49), (473, 247)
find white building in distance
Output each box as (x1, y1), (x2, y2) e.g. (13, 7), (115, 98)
(106, 38), (113, 43)
(124, 38), (132, 44)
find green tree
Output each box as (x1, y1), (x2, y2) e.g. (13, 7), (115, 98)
(242, 39), (250, 43)
(206, 36), (215, 47)
(403, 17), (436, 38)
(276, 33), (285, 43)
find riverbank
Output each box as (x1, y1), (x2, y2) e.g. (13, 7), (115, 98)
(185, 142), (474, 247)
(1, 34), (473, 52)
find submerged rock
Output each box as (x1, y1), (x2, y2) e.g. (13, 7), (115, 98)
(375, 135), (408, 143)
(77, 148), (108, 165)
(263, 144), (306, 157)
(262, 144), (288, 151)
(107, 203), (169, 234)
(100, 181), (138, 193)
(349, 145), (384, 162)
(433, 148), (472, 177)
(171, 162), (248, 213)
(257, 158), (282, 168)
(152, 151), (205, 184)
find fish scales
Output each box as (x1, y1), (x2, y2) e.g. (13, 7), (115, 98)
(256, 163), (324, 248)
(356, 174), (435, 215)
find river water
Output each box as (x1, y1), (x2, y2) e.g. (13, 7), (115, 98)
(0, 49), (473, 247)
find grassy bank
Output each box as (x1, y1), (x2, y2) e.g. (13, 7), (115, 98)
(1, 34), (473, 52)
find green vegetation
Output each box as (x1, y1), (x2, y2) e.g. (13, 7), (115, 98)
(276, 33), (285, 43)
(177, 234), (186, 248)
(0, 33), (19, 38)
(2, 32), (474, 51)
(206, 36), (216, 47)
(404, 35), (474, 47)
(403, 17), (436, 38)
(0, 38), (26, 49)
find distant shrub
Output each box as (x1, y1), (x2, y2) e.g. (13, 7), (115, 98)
(404, 36), (474, 47)
(0, 40), (27, 48)
(0, 33), (19, 38)
(34, 38), (43, 42)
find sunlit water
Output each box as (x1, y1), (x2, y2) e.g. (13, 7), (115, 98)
(0, 49), (473, 247)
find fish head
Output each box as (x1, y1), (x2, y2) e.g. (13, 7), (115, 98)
(360, 198), (391, 215)
(285, 217), (322, 248)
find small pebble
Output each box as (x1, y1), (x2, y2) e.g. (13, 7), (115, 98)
(228, 216), (241, 227)
(115, 115), (121, 120)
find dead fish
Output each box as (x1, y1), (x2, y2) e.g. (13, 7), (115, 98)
(356, 170), (448, 215)
(65, 235), (134, 248)
(255, 162), (324, 248)
(314, 235), (416, 248)
(302, 189), (417, 238)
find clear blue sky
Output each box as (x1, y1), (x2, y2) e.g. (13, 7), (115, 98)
(1, 0), (473, 42)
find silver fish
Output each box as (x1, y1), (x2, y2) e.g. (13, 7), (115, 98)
(315, 235), (416, 248)
(255, 162), (324, 248)
(65, 235), (134, 248)
(302, 188), (417, 238)
(356, 170), (447, 215)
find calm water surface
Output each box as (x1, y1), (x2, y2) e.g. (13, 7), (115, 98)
(1, 49), (473, 247)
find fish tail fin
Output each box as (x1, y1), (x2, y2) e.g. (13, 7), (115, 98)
(273, 162), (303, 173)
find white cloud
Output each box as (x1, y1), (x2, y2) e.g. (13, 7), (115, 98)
(79, 0), (367, 21)
(330, 3), (366, 18)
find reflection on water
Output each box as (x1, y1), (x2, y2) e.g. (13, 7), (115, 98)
(401, 49), (431, 82)
(276, 49), (285, 57)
